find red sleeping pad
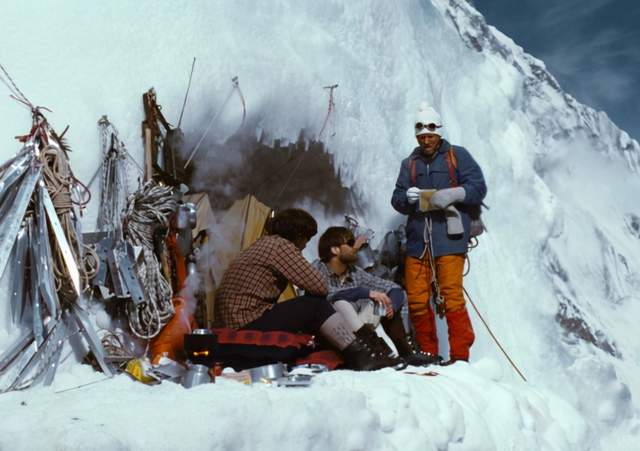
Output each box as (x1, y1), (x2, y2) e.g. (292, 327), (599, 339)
(211, 328), (343, 370)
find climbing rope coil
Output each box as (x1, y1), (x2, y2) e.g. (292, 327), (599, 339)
(40, 141), (97, 300)
(123, 181), (177, 339)
(0, 63), (114, 391)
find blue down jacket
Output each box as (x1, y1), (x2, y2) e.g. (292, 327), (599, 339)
(391, 139), (487, 258)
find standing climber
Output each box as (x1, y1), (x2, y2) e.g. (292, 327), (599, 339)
(391, 104), (487, 364)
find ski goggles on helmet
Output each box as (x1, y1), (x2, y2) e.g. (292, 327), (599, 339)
(415, 122), (441, 132)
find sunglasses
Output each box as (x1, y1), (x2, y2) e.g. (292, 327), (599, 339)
(343, 238), (355, 247)
(415, 122), (441, 132)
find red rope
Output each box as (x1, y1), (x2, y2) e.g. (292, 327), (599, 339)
(319, 84), (338, 139)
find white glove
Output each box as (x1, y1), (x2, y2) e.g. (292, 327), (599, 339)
(429, 187), (466, 210)
(406, 187), (420, 204)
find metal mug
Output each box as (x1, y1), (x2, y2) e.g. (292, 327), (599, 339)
(181, 363), (212, 388)
(249, 363), (285, 383)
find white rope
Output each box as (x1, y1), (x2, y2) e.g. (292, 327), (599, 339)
(123, 181), (177, 338)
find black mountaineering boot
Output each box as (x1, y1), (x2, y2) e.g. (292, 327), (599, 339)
(402, 333), (442, 366)
(382, 313), (441, 367)
(355, 324), (407, 370)
(341, 336), (398, 371)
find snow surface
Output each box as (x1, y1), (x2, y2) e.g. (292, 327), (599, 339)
(1, 1), (640, 450)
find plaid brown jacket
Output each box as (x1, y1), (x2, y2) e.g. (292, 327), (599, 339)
(215, 235), (328, 329)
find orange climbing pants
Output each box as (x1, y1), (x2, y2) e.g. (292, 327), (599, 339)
(404, 254), (466, 315)
(404, 254), (475, 360)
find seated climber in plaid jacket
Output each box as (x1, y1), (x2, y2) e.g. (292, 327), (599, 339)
(214, 208), (399, 371)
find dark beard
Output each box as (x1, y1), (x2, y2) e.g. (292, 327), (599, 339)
(339, 253), (358, 264)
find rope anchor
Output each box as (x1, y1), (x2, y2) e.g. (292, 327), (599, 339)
(319, 83), (338, 139)
(183, 75), (246, 170)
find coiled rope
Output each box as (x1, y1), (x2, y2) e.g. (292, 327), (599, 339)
(123, 181), (177, 338)
(38, 134), (97, 300)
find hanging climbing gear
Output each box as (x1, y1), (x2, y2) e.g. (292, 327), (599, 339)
(423, 218), (447, 318)
(141, 88), (186, 185)
(183, 76), (246, 169)
(319, 83), (338, 139)
(0, 66), (112, 391)
(95, 116), (135, 234)
(123, 181), (177, 339)
(268, 83), (338, 204)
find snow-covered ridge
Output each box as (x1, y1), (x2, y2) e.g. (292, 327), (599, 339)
(437, 0), (640, 172)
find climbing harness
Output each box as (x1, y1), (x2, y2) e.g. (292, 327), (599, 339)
(87, 116), (143, 191)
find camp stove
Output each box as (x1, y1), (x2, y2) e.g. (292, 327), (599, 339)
(181, 329), (217, 388)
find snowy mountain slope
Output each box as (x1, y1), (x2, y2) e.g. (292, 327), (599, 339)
(0, 362), (591, 451)
(1, 0), (639, 449)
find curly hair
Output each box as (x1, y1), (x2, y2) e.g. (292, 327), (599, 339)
(265, 208), (318, 243)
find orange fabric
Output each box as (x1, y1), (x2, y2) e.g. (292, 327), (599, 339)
(150, 297), (198, 364)
(405, 253), (470, 358)
(165, 233), (188, 292)
(404, 255), (432, 316)
(412, 308), (438, 355)
(435, 255), (466, 312)
(446, 308), (475, 361)
(404, 254), (466, 314)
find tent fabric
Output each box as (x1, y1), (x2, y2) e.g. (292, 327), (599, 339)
(186, 194), (275, 327)
(213, 194), (272, 280)
(184, 193), (298, 327)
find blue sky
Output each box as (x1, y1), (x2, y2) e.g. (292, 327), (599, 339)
(473, 0), (640, 140)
